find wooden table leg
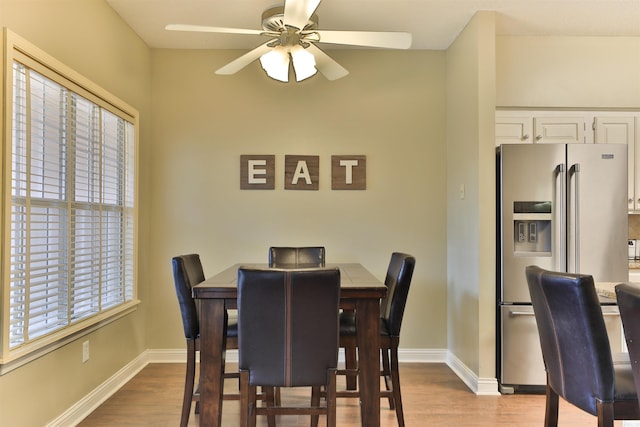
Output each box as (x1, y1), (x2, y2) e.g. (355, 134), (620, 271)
(199, 299), (227, 427)
(355, 298), (381, 427)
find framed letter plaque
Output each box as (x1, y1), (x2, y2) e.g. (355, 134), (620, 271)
(240, 155), (275, 189)
(331, 155), (366, 190)
(284, 155), (319, 190)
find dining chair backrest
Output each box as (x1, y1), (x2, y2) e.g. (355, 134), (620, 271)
(525, 265), (615, 415)
(615, 283), (640, 407)
(237, 267), (340, 387)
(268, 246), (326, 268)
(171, 254), (205, 340)
(380, 252), (416, 337)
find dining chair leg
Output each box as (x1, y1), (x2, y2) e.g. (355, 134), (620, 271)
(390, 345), (405, 427)
(266, 387), (276, 427)
(327, 370), (338, 427)
(240, 371), (251, 427)
(180, 339), (197, 427)
(596, 401), (615, 427)
(311, 386), (321, 427)
(381, 347), (394, 409)
(249, 385), (258, 427)
(544, 380), (559, 427)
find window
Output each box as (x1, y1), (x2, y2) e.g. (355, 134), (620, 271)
(1, 30), (138, 367)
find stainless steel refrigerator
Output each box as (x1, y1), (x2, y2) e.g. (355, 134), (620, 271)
(497, 143), (628, 393)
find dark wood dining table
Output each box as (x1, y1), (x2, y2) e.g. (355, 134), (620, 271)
(192, 262), (387, 427)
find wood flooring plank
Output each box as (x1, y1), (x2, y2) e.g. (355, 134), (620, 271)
(79, 363), (603, 426)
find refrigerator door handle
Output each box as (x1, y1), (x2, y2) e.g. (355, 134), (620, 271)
(602, 311), (620, 316)
(555, 164), (565, 271)
(509, 310), (619, 316)
(508, 310), (536, 316)
(570, 163), (580, 273)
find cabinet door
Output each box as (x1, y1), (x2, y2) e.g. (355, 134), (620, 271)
(533, 116), (585, 144)
(495, 116), (532, 145)
(594, 116), (635, 210)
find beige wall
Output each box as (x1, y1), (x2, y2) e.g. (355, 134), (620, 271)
(496, 36), (640, 108)
(1, 2), (450, 424)
(4, 1), (640, 424)
(445, 12), (496, 381)
(0, 1), (151, 425)
(148, 48), (448, 350)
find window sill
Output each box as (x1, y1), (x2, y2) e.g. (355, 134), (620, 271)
(0, 299), (140, 375)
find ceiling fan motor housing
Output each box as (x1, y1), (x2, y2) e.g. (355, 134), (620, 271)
(262, 5), (318, 32)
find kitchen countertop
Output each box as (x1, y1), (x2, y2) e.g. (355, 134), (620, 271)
(598, 276), (640, 301)
(596, 282), (620, 300)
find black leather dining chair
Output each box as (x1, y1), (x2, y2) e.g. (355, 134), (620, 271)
(237, 267), (341, 427)
(334, 252), (415, 427)
(171, 254), (239, 427)
(615, 283), (640, 414)
(525, 265), (640, 427)
(268, 246), (325, 268)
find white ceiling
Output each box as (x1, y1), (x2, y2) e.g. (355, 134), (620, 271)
(105, 0), (640, 51)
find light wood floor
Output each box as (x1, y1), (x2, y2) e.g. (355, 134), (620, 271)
(79, 363), (603, 426)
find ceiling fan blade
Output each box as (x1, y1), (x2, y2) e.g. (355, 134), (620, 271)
(316, 30), (412, 49)
(165, 24), (264, 36)
(284, 0), (322, 30)
(305, 44), (348, 81)
(216, 41), (275, 75)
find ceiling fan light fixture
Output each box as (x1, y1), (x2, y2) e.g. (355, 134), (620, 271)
(260, 47), (290, 82)
(290, 45), (317, 82)
(166, 0), (412, 82)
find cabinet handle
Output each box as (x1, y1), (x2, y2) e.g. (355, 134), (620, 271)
(522, 134), (529, 141)
(535, 135), (543, 141)
(630, 198), (634, 204)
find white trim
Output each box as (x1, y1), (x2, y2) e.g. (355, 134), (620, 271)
(0, 303), (139, 374)
(47, 348), (493, 426)
(446, 351), (500, 396)
(144, 348), (449, 365)
(46, 350), (149, 427)
(2, 28), (140, 366)
(397, 348), (447, 363)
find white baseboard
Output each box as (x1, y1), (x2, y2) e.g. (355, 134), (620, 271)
(446, 352), (500, 396)
(46, 350), (150, 427)
(47, 347), (492, 426)
(146, 347), (450, 364)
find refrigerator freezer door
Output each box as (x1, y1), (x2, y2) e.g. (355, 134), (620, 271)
(500, 305), (545, 388)
(566, 144), (628, 282)
(499, 144), (565, 303)
(500, 304), (623, 390)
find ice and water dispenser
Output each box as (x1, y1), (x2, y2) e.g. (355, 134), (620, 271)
(513, 201), (552, 255)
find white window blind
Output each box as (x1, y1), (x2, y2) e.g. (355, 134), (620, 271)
(3, 33), (137, 363)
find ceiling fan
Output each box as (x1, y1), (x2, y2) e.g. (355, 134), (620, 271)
(165, 0), (412, 82)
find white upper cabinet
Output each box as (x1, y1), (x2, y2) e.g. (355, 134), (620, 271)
(594, 115), (636, 211)
(496, 112), (586, 146)
(534, 116), (585, 144)
(495, 116), (532, 144)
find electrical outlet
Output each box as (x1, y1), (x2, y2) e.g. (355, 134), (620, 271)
(459, 183), (465, 200)
(82, 340), (90, 363)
